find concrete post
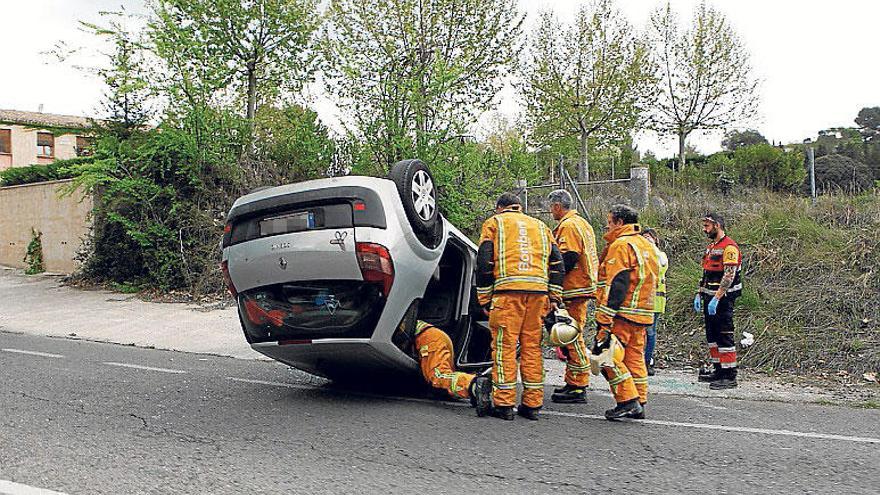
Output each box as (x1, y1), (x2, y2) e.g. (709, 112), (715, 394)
(515, 179), (528, 211)
(630, 166), (649, 209)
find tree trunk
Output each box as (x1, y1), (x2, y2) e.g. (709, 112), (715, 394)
(246, 67), (258, 121)
(578, 130), (590, 182)
(678, 131), (687, 170)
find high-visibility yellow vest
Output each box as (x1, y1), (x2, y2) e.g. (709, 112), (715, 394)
(654, 248), (668, 314)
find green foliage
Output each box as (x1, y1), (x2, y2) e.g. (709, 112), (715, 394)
(647, 2), (759, 167)
(520, 1), (654, 170)
(250, 104), (337, 184)
(23, 228), (45, 275)
(721, 129), (768, 151)
(855, 107), (880, 141)
(150, 0), (320, 120)
(434, 123), (542, 238)
(609, 187), (880, 377)
(0, 156), (96, 187)
(813, 154), (874, 194)
(80, 14), (153, 138)
(323, 0), (523, 169)
(70, 109), (248, 293)
(733, 144), (805, 191)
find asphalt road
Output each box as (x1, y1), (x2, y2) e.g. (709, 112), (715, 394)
(1, 331), (878, 494)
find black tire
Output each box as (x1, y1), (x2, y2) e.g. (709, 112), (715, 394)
(389, 159), (442, 248)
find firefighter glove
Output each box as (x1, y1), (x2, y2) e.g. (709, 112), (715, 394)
(707, 297), (720, 316)
(693, 294), (702, 313)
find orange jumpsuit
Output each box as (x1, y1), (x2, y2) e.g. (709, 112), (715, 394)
(414, 321), (474, 399)
(477, 205), (564, 408)
(553, 210), (599, 388)
(595, 224), (659, 405)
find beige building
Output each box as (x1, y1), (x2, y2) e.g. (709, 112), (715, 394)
(0, 109), (94, 171)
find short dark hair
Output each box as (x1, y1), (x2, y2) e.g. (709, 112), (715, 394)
(609, 204), (638, 225)
(496, 192), (522, 208)
(703, 211), (726, 230)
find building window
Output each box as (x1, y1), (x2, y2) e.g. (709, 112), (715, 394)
(76, 136), (95, 157)
(0, 129), (10, 154)
(37, 132), (54, 157)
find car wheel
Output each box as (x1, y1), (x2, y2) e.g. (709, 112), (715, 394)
(389, 159), (442, 248)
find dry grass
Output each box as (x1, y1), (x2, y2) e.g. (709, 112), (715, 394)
(573, 185), (880, 377)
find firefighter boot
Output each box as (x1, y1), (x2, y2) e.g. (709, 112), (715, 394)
(490, 405), (515, 421)
(604, 399), (643, 421)
(517, 404), (541, 421)
(469, 376), (493, 417)
(710, 378), (738, 390)
(627, 403), (646, 420)
(551, 384), (587, 404)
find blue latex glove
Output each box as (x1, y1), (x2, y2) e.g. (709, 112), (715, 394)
(693, 294), (702, 313)
(707, 297), (720, 316)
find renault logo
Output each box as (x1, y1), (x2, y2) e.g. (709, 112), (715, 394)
(279, 257), (288, 270)
(330, 231), (348, 250)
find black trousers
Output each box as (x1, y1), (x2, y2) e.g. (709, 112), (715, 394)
(702, 293), (738, 378)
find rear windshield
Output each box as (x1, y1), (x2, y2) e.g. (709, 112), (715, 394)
(230, 203), (352, 245)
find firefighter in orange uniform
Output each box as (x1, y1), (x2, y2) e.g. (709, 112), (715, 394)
(594, 204), (659, 420)
(476, 193), (565, 421)
(547, 190), (598, 404)
(413, 320), (492, 415)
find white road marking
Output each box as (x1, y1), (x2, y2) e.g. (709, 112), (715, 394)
(542, 410), (880, 445)
(230, 377), (880, 445)
(103, 362), (187, 374)
(1, 348), (63, 359)
(0, 479), (69, 495)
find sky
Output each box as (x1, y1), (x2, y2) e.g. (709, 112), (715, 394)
(0, 0), (877, 157)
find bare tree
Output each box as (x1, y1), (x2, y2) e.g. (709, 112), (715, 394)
(648, 1), (759, 170)
(521, 0), (653, 182)
(322, 0), (523, 170)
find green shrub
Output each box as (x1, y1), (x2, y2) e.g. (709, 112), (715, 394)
(0, 156), (96, 187)
(733, 144), (806, 191)
(23, 228), (44, 274)
(812, 154), (873, 194)
(69, 108), (248, 294)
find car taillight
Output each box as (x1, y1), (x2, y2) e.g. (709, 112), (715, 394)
(222, 222), (233, 248)
(243, 299), (285, 327)
(220, 260), (238, 298)
(356, 242), (394, 296)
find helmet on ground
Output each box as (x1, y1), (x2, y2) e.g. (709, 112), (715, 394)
(543, 308), (580, 347)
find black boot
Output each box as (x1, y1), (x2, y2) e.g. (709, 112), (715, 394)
(490, 405), (515, 421)
(517, 404), (541, 421)
(710, 370), (738, 390)
(647, 359), (656, 377)
(551, 384), (587, 403)
(468, 376), (493, 417)
(604, 399), (643, 421)
(627, 403), (646, 420)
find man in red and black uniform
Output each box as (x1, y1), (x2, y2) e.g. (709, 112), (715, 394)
(694, 212), (743, 390)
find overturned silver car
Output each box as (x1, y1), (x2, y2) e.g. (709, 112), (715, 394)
(221, 160), (492, 382)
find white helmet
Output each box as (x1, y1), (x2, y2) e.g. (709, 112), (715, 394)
(589, 332), (624, 376)
(543, 308), (580, 347)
